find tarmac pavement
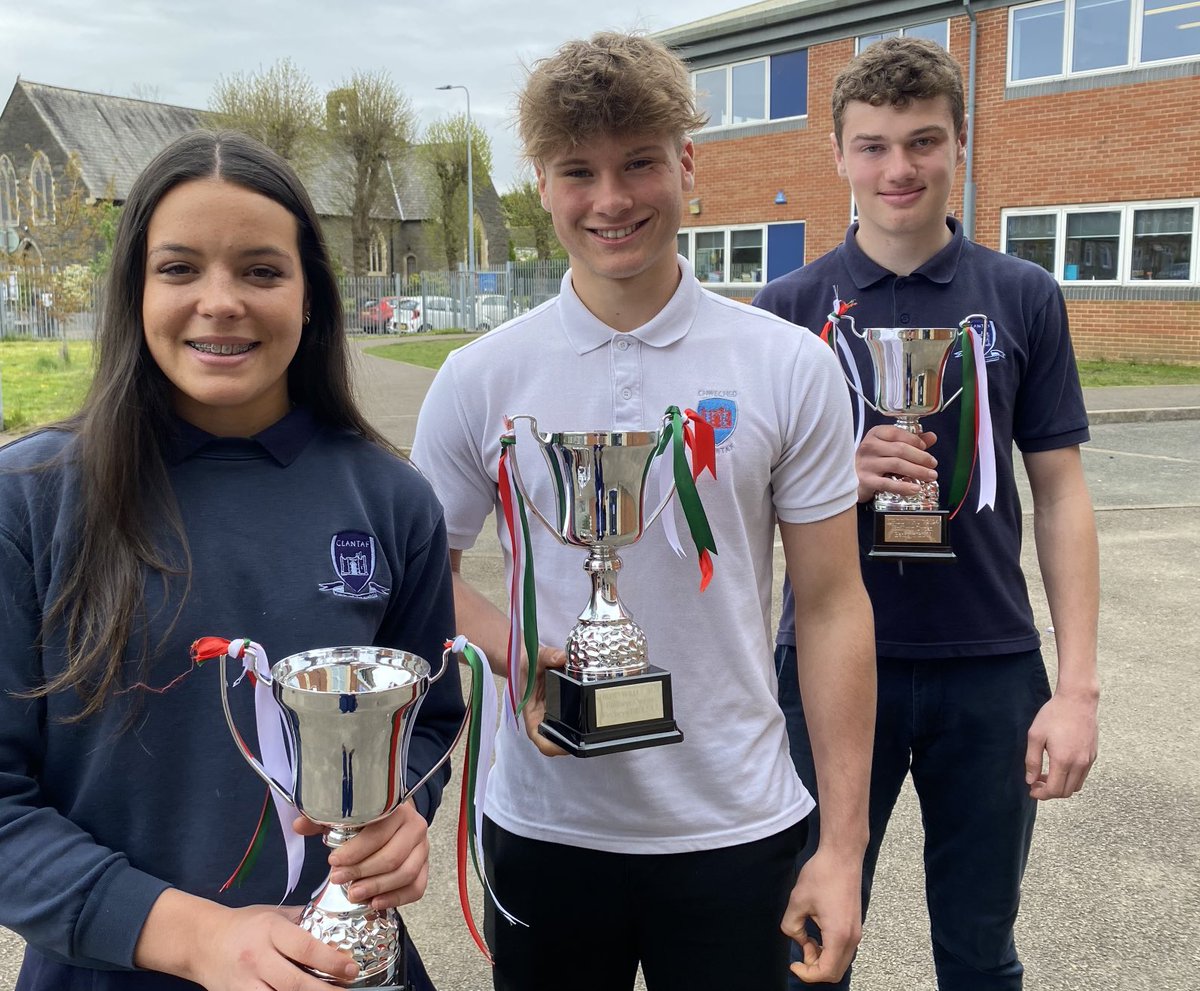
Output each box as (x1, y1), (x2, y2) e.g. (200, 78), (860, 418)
(1, 336), (1197, 989)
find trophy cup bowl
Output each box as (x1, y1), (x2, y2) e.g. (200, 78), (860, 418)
(851, 326), (961, 560)
(506, 414), (685, 757)
(219, 645), (455, 989)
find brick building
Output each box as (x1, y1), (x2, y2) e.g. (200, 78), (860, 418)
(658, 0), (1200, 363)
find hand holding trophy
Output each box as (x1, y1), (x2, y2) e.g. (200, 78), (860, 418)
(823, 306), (997, 559)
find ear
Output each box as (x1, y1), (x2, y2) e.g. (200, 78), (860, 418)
(679, 138), (696, 193)
(535, 164), (551, 212)
(830, 132), (848, 179)
(957, 117), (968, 166)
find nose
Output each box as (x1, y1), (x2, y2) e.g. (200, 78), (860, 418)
(593, 173), (634, 218)
(882, 146), (918, 183)
(198, 271), (246, 320)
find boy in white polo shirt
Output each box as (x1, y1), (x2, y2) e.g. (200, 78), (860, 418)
(412, 31), (875, 991)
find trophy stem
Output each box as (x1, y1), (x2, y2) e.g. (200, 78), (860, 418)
(299, 823), (406, 988)
(563, 546), (649, 679)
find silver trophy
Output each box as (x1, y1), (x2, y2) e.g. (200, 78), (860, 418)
(837, 317), (984, 559)
(219, 645), (458, 988)
(506, 413), (685, 757)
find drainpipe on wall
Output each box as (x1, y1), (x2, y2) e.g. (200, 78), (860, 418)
(963, 0), (978, 240)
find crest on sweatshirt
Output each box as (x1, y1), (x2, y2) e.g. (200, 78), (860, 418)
(318, 530), (390, 598)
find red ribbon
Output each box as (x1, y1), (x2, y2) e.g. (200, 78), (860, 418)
(683, 408), (717, 482)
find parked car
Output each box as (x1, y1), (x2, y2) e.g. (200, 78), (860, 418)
(357, 297), (396, 332)
(475, 294), (515, 330)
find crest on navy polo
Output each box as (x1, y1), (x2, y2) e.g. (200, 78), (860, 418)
(955, 313), (1005, 363)
(318, 530), (390, 598)
(695, 397), (738, 446)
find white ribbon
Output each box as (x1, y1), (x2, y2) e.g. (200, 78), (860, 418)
(653, 439), (686, 560)
(969, 329), (997, 511)
(228, 639), (305, 901)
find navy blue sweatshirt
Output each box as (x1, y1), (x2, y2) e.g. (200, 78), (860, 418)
(0, 409), (462, 983)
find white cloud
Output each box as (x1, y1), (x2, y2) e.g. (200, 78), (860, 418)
(2, 0), (739, 191)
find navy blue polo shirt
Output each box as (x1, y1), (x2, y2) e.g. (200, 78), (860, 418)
(756, 219), (1089, 657)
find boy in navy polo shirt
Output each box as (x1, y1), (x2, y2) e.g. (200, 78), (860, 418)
(756, 37), (1100, 991)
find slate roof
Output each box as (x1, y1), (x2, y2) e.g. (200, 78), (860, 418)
(7, 79), (441, 221)
(15, 81), (204, 200)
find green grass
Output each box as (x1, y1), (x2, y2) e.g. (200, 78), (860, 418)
(0, 340), (94, 432)
(1076, 359), (1200, 388)
(364, 334), (483, 370)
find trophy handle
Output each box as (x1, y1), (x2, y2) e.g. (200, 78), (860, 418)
(218, 652), (296, 807)
(831, 310), (888, 417)
(505, 414), (569, 543)
(402, 645), (471, 800)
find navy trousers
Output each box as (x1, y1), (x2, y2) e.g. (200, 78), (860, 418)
(775, 646), (1050, 991)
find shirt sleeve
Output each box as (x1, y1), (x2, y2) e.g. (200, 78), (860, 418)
(0, 527), (170, 969)
(1014, 284), (1091, 452)
(771, 331), (860, 524)
(411, 358), (498, 551)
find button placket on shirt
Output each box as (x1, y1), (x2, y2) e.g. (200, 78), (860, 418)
(611, 334), (642, 426)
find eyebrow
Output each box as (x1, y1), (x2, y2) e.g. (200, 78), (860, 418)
(551, 145), (667, 168)
(146, 243), (293, 261)
(849, 125), (949, 143)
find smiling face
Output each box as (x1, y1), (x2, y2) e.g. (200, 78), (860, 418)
(142, 178), (306, 436)
(833, 96), (966, 268)
(537, 131), (694, 321)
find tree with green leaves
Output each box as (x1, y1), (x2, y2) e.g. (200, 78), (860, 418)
(326, 71), (415, 276)
(423, 114), (493, 271)
(500, 171), (561, 261)
(209, 59), (323, 169)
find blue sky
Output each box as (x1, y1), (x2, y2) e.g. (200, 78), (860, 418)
(2, 0), (746, 191)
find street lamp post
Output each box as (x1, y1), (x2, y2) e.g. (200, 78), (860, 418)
(435, 84), (475, 322)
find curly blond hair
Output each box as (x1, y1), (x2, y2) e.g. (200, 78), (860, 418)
(518, 31), (708, 163)
(832, 37), (965, 146)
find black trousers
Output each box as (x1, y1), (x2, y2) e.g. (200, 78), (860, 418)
(483, 815), (808, 991)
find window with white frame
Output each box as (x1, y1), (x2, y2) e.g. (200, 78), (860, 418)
(1009, 0), (1200, 83)
(29, 152), (54, 225)
(693, 49), (807, 130)
(695, 59), (766, 128)
(858, 19), (950, 52)
(679, 226), (765, 284)
(1002, 202), (1197, 283)
(0, 155), (17, 227)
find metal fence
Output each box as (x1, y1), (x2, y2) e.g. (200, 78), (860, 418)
(0, 269), (101, 341)
(340, 260), (569, 334)
(0, 259), (573, 342)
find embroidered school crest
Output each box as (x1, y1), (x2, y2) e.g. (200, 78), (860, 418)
(695, 397), (738, 446)
(318, 530), (390, 598)
(955, 314), (1006, 363)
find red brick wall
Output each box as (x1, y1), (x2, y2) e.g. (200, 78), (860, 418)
(684, 11), (1200, 364)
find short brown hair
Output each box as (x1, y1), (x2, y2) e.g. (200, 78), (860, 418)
(831, 37), (965, 145)
(517, 31), (708, 163)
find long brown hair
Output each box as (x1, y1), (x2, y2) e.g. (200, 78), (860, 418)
(37, 130), (393, 718)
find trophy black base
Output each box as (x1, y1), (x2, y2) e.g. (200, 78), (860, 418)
(869, 509), (956, 561)
(541, 665), (684, 757)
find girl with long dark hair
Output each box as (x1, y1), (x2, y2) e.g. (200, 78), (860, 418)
(0, 130), (460, 990)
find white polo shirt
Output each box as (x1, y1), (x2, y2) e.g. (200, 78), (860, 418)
(412, 257), (857, 853)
